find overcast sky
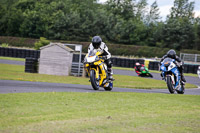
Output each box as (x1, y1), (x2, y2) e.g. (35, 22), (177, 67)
(98, 0), (200, 20)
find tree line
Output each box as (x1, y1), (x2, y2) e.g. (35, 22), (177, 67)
(0, 0), (200, 51)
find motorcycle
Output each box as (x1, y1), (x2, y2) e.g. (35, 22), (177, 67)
(160, 58), (185, 94)
(84, 50), (113, 91)
(197, 66), (200, 79)
(138, 66), (153, 78)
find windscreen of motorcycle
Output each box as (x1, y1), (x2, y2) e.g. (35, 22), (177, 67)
(86, 50), (97, 63)
(162, 58), (176, 71)
(162, 58), (173, 65)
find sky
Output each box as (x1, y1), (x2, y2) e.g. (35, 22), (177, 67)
(98, 0), (200, 20)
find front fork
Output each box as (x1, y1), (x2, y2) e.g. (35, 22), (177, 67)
(162, 72), (176, 85)
(85, 66), (99, 79)
(163, 72), (180, 89)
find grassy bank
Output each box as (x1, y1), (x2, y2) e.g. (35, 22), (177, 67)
(0, 63), (197, 89)
(0, 57), (25, 61)
(0, 92), (200, 132)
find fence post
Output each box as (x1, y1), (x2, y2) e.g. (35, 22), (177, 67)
(195, 54), (197, 62)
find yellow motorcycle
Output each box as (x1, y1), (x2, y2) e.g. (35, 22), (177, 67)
(84, 50), (113, 91)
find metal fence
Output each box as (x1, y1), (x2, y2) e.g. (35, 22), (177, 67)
(180, 53), (200, 63)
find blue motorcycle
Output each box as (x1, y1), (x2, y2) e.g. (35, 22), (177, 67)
(160, 58), (185, 94)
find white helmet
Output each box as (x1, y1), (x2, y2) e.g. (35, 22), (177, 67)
(136, 62), (140, 66)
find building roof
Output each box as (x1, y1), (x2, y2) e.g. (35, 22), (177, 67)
(40, 42), (74, 52)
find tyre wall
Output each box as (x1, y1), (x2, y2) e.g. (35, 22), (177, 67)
(1, 47), (199, 74)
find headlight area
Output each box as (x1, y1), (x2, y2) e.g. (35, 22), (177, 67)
(95, 56), (99, 61)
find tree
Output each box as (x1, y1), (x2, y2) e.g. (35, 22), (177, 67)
(163, 0), (195, 50)
(135, 0), (148, 21)
(167, 0), (195, 20)
(34, 37), (50, 50)
(146, 1), (161, 24)
(194, 18), (200, 50)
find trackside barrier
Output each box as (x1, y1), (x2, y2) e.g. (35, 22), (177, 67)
(25, 57), (38, 73)
(1, 48), (198, 74)
(0, 47), (40, 59)
(144, 60), (150, 68)
(148, 61), (199, 74)
(71, 62), (84, 76)
(148, 61), (159, 70)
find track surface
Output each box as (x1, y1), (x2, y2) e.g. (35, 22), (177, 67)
(113, 69), (200, 87)
(0, 59), (200, 95)
(1, 80), (200, 95)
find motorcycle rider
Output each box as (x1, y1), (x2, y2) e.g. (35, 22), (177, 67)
(134, 62), (145, 76)
(88, 36), (114, 80)
(197, 66), (200, 79)
(160, 49), (186, 82)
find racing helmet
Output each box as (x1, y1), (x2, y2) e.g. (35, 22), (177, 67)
(136, 62), (140, 66)
(167, 49), (176, 58)
(92, 36), (102, 49)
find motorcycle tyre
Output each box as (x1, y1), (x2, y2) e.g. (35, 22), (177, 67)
(148, 73), (153, 78)
(90, 69), (99, 90)
(167, 76), (175, 94)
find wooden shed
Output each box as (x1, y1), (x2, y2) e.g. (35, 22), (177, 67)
(39, 43), (74, 76)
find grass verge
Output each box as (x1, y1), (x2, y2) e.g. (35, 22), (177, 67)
(0, 63), (197, 89)
(0, 56), (25, 61)
(0, 92), (200, 132)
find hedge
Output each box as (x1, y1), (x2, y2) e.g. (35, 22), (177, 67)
(1, 36), (200, 58)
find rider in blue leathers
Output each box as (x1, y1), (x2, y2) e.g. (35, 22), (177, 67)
(160, 49), (186, 82)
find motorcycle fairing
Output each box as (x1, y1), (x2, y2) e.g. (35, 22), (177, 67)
(170, 67), (180, 88)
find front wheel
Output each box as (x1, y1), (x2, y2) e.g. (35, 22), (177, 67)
(90, 69), (99, 90)
(167, 76), (175, 94)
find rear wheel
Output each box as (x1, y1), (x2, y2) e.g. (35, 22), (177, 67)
(90, 69), (99, 90)
(167, 76), (175, 94)
(148, 73), (153, 78)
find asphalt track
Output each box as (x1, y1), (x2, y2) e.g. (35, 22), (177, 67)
(1, 80), (200, 95)
(0, 59), (200, 95)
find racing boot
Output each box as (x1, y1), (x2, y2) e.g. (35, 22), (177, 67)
(160, 73), (165, 80)
(108, 68), (114, 81)
(181, 73), (186, 83)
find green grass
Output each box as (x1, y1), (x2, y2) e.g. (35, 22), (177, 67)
(113, 66), (199, 77)
(0, 56), (25, 61)
(0, 92), (200, 132)
(0, 64), (197, 89)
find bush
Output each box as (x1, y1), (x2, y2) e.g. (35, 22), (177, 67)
(1, 43), (9, 47)
(0, 36), (38, 47)
(34, 37), (50, 50)
(0, 36), (199, 57)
